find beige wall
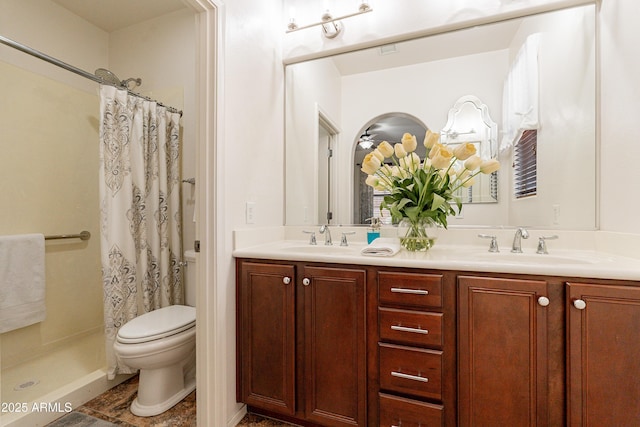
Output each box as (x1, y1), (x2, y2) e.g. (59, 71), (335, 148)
(0, 60), (103, 367)
(108, 9), (197, 250)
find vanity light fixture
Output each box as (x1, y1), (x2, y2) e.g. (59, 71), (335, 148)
(286, 1), (373, 38)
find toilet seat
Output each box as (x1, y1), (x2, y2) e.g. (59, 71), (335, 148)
(117, 305), (196, 344)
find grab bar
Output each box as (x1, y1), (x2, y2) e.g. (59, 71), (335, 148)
(45, 231), (91, 241)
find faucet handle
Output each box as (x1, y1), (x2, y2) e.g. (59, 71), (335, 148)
(536, 235), (559, 254)
(340, 231), (356, 247)
(478, 234), (499, 252)
(302, 230), (317, 245)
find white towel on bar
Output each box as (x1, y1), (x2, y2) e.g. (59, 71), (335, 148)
(0, 234), (46, 334)
(361, 237), (401, 257)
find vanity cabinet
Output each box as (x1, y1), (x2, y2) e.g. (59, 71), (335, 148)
(236, 256), (640, 427)
(567, 282), (640, 426)
(457, 276), (552, 426)
(236, 260), (367, 427)
(376, 270), (457, 427)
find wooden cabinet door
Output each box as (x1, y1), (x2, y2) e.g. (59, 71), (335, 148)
(238, 262), (296, 415)
(302, 266), (366, 427)
(567, 282), (640, 426)
(458, 276), (549, 427)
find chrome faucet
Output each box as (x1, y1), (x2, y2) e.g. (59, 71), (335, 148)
(319, 225), (332, 246)
(511, 227), (529, 253)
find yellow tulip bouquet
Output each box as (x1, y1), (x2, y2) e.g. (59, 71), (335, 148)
(361, 130), (500, 251)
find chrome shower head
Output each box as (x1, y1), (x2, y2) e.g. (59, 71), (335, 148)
(95, 68), (122, 86)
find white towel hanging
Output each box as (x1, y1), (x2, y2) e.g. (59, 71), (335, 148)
(0, 234), (46, 333)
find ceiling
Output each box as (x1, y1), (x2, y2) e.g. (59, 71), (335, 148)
(52, 0), (187, 32)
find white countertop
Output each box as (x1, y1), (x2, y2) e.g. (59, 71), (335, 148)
(233, 233), (640, 281)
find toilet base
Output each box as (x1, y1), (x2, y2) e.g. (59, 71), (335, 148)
(130, 375), (196, 417)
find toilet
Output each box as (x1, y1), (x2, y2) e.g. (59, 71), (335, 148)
(113, 250), (197, 417)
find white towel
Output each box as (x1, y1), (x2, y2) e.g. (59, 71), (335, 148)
(0, 234), (46, 334)
(361, 237), (401, 257)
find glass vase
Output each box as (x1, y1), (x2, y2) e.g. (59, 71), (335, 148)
(397, 217), (441, 252)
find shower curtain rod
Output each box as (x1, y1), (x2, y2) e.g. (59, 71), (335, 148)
(0, 34), (183, 116)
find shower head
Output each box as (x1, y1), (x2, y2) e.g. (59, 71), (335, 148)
(94, 68), (142, 90)
(95, 68), (121, 86)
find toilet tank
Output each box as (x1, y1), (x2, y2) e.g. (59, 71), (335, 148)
(184, 250), (197, 307)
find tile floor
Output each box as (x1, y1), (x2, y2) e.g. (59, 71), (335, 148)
(46, 376), (195, 427)
(45, 375), (292, 426)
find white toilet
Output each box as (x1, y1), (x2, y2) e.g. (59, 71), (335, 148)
(114, 250), (197, 417)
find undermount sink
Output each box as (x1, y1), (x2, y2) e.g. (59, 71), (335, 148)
(278, 243), (360, 255)
(470, 251), (597, 265)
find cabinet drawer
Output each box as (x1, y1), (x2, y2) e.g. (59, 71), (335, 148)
(379, 393), (443, 427)
(379, 307), (443, 348)
(379, 272), (442, 309)
(379, 343), (442, 400)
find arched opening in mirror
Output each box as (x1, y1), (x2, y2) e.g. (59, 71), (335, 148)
(353, 112), (428, 224)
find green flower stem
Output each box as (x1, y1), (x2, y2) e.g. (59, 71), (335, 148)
(399, 219), (435, 251)
(451, 169), (482, 192)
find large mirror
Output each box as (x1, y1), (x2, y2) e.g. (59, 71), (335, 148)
(285, 5), (596, 229)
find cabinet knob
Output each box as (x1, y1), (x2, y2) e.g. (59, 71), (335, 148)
(282, 276), (291, 285)
(302, 278), (311, 286)
(573, 299), (587, 310)
(538, 296), (550, 307)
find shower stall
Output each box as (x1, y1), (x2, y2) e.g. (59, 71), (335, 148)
(0, 4), (196, 425)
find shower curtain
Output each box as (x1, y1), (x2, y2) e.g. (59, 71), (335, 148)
(98, 85), (183, 379)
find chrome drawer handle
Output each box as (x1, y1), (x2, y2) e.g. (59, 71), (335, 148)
(390, 287), (429, 295)
(391, 325), (428, 335)
(391, 371), (429, 382)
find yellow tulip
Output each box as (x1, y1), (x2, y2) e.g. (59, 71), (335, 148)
(428, 143), (443, 159)
(394, 143), (407, 158)
(453, 142), (477, 160)
(361, 152), (381, 175)
(372, 149), (384, 161)
(431, 146), (453, 169)
(423, 130), (439, 149)
(365, 175), (378, 188)
(401, 133), (418, 153)
(480, 159), (500, 174)
(400, 152), (420, 172)
(377, 141), (394, 158)
(464, 155), (482, 171)
(462, 176), (476, 187)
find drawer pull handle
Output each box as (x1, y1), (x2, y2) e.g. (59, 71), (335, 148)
(391, 371), (429, 382)
(390, 287), (429, 295)
(391, 325), (428, 334)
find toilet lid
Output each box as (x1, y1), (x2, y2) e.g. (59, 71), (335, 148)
(117, 305), (195, 344)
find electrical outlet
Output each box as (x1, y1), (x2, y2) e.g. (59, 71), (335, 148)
(246, 202), (256, 224)
(553, 204), (560, 225)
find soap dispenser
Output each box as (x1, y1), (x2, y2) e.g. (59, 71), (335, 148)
(366, 217), (381, 244)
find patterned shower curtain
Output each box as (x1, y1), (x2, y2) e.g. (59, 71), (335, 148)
(98, 85), (183, 380)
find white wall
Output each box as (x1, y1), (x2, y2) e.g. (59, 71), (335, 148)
(599, 0), (640, 234)
(220, 0), (285, 421)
